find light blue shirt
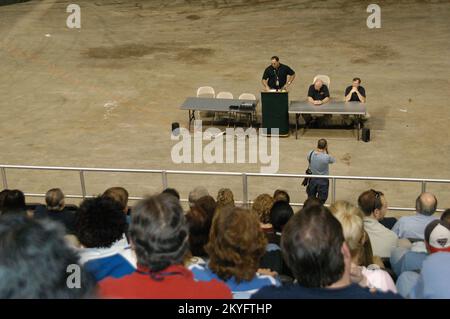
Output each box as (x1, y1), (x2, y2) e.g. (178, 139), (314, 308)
(308, 150), (335, 176)
(392, 213), (438, 240)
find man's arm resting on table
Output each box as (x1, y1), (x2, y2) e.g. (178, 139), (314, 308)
(355, 90), (366, 103)
(322, 97), (330, 104)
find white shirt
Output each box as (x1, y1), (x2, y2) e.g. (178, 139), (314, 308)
(362, 265), (397, 293)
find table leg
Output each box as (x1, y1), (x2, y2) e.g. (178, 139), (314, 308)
(357, 117), (361, 141)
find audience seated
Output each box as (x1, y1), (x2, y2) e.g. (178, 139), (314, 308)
(34, 188), (76, 234)
(185, 196), (216, 265)
(392, 193), (438, 240)
(252, 193), (275, 233)
(189, 206), (280, 298)
(188, 186), (209, 207)
(395, 219), (450, 297)
(330, 201), (397, 293)
(76, 196), (134, 282)
(216, 188), (235, 208)
(99, 194), (232, 299)
(252, 205), (401, 299)
(162, 188), (180, 200)
(1, 189), (28, 216)
(358, 189), (399, 258)
(273, 189), (290, 203)
(0, 215), (95, 298)
(260, 201), (294, 278)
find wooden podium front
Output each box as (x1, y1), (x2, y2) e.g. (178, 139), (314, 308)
(261, 91), (289, 136)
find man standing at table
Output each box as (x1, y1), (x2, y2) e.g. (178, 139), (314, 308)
(262, 56), (296, 91)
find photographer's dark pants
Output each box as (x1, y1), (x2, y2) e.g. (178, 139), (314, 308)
(306, 178), (329, 204)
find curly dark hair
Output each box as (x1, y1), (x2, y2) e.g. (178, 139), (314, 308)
(0, 215), (95, 298)
(75, 196), (126, 248)
(206, 206), (267, 283)
(129, 194), (189, 272)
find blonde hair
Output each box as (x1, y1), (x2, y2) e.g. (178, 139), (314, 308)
(216, 188), (235, 208)
(252, 194), (274, 224)
(329, 200), (365, 262)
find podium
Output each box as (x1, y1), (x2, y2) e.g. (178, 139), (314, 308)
(261, 91), (289, 136)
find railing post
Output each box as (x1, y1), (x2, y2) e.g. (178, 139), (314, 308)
(1, 168), (8, 189)
(331, 177), (336, 204)
(421, 181), (426, 193)
(79, 171), (87, 198)
(162, 170), (168, 190)
(242, 173), (248, 208)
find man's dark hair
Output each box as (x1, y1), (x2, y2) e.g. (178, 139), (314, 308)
(441, 209), (450, 224)
(353, 77), (361, 83)
(281, 205), (346, 288)
(162, 188), (180, 200)
(416, 193), (437, 216)
(76, 196), (126, 248)
(273, 189), (290, 203)
(130, 194), (188, 272)
(1, 189), (26, 215)
(303, 197), (323, 211)
(270, 201), (294, 233)
(317, 139), (328, 150)
(0, 189), (9, 212)
(358, 189), (384, 216)
(0, 215), (95, 298)
(271, 56), (279, 61)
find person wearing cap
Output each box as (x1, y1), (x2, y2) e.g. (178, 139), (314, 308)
(395, 219), (450, 298)
(392, 193), (438, 240)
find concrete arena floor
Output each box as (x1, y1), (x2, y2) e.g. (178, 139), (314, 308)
(0, 0), (449, 215)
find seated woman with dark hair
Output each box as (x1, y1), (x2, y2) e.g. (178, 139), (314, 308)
(189, 206), (280, 299)
(99, 194), (231, 299)
(76, 196), (134, 282)
(1, 189), (27, 216)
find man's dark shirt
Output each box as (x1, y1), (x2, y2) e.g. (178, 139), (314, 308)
(262, 64), (295, 90)
(345, 86), (366, 102)
(34, 205), (77, 234)
(252, 283), (402, 299)
(308, 84), (330, 101)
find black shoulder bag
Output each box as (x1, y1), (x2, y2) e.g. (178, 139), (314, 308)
(301, 151), (314, 187)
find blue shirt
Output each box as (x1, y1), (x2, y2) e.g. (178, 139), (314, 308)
(308, 150), (335, 176)
(392, 213), (438, 240)
(189, 264), (280, 299)
(410, 252), (450, 299)
(85, 252), (135, 282)
(252, 283), (401, 299)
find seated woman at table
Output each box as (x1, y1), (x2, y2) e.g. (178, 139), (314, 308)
(303, 79), (330, 125)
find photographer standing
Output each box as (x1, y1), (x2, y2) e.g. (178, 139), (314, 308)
(306, 139), (335, 204)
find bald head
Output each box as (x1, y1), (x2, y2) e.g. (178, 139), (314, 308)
(416, 192), (437, 216)
(314, 79), (323, 90)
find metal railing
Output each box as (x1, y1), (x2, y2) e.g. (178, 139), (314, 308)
(1, 164), (449, 212)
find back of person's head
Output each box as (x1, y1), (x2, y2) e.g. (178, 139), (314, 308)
(1, 189), (26, 214)
(195, 195), (217, 220)
(302, 197), (323, 210)
(0, 189), (9, 213)
(216, 188), (235, 208)
(186, 205), (211, 257)
(281, 205), (347, 288)
(330, 201), (366, 264)
(0, 215), (95, 298)
(317, 139), (327, 150)
(206, 206), (267, 282)
(416, 193), (437, 216)
(76, 196), (126, 248)
(273, 189), (290, 203)
(270, 201), (294, 233)
(252, 193), (274, 224)
(188, 186), (209, 207)
(103, 187), (129, 212)
(441, 209), (450, 224)
(162, 188), (180, 200)
(357, 189), (384, 216)
(130, 194), (188, 272)
(424, 219), (450, 254)
(45, 188), (65, 211)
